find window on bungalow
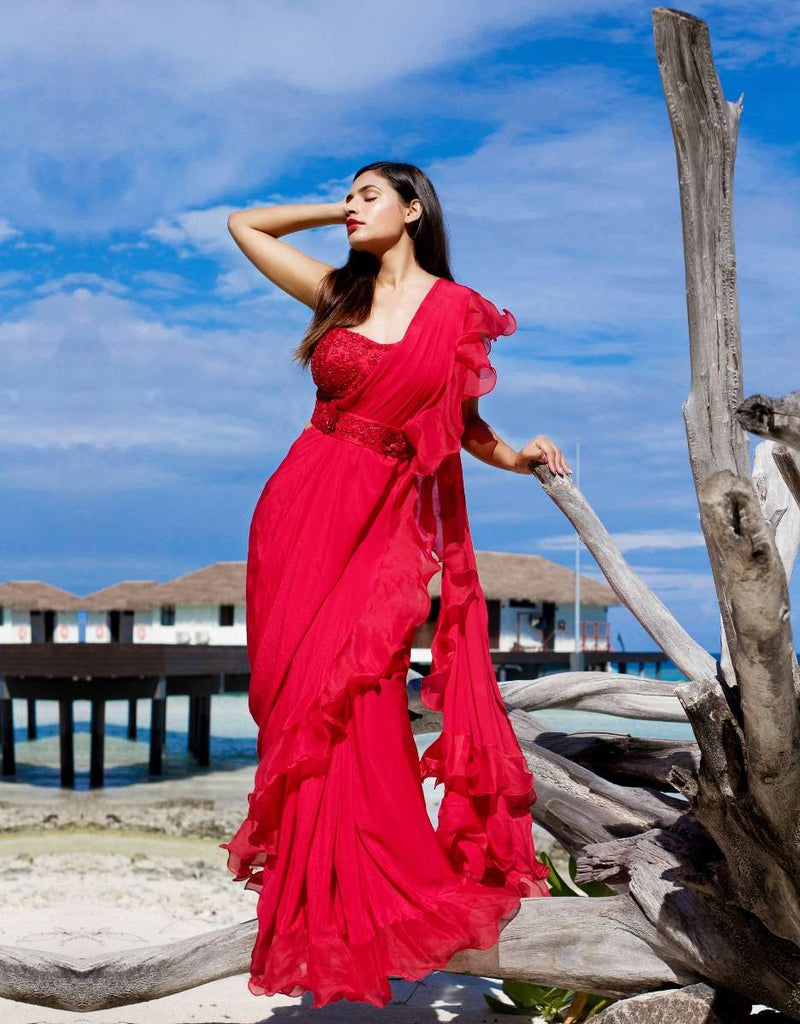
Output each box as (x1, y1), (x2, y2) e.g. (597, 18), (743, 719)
(219, 603), (234, 627)
(160, 604), (175, 626)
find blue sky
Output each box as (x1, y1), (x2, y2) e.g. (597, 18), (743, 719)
(2, 0), (799, 653)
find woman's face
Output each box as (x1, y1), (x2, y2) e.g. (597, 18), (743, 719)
(344, 171), (420, 253)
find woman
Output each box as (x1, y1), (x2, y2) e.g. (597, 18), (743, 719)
(220, 161), (572, 1010)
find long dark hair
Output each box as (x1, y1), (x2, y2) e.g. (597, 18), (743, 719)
(292, 161), (455, 368)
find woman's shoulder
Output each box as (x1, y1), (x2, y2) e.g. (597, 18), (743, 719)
(443, 279), (501, 306)
(443, 279), (512, 312)
(438, 279), (487, 313)
(441, 278), (473, 297)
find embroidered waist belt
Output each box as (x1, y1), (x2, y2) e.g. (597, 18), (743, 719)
(311, 399), (414, 460)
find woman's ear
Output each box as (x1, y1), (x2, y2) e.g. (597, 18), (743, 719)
(406, 198), (423, 226)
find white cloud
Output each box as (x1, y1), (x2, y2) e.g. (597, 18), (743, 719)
(540, 530), (707, 552)
(132, 270), (195, 293)
(0, 284), (314, 491)
(0, 218), (22, 243)
(0, 2), (647, 92)
(144, 206), (235, 256)
(629, 564), (716, 595)
(36, 274), (128, 295)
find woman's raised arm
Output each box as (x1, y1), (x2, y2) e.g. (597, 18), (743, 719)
(227, 201), (345, 310)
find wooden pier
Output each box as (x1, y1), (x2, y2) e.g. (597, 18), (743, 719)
(0, 644), (250, 788)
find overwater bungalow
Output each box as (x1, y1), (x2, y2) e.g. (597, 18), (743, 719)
(82, 562), (246, 645)
(154, 562), (246, 646)
(0, 581), (82, 644)
(82, 580), (165, 644)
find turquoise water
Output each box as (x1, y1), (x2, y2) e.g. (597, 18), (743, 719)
(2, 658), (696, 788)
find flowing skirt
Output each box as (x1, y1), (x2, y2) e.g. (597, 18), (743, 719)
(220, 423), (550, 1009)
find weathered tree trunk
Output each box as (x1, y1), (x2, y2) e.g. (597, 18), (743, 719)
(571, 6), (800, 1016)
(4, 6), (800, 1018)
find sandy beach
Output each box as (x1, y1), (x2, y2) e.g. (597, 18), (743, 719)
(0, 712), (567, 1024)
(1, 827), (558, 1023)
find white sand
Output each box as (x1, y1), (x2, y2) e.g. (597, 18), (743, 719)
(0, 748), (564, 1024)
(0, 831), (547, 1024)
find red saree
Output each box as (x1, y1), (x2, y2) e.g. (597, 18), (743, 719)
(220, 276), (550, 1009)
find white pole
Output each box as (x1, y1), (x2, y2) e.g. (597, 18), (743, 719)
(574, 437), (581, 658)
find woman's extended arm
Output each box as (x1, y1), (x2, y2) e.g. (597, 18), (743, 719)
(461, 398), (572, 476)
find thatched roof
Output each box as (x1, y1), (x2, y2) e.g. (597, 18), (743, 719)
(0, 581), (83, 611)
(428, 550), (619, 606)
(96, 554), (615, 608)
(81, 581), (164, 612)
(156, 562), (246, 606)
(16, 551), (618, 614)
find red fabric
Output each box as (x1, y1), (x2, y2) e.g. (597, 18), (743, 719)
(220, 278), (550, 1009)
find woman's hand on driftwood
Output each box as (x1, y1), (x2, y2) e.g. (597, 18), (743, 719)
(514, 434), (573, 476)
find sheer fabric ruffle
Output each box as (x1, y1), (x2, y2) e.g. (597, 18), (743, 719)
(404, 286), (516, 477)
(409, 287), (550, 897)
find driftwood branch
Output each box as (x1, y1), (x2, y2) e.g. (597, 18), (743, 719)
(525, 438), (743, 828)
(525, 465), (717, 692)
(0, 922), (256, 1012)
(699, 469), (800, 813)
(717, 440), (800, 695)
(649, 9), (756, 817)
(751, 440), (800, 692)
(576, 826), (800, 1017)
(417, 675), (697, 790)
(738, 388), (800, 450)
(659, 5), (749, 691)
(500, 672), (688, 722)
(0, 899), (700, 1012)
(771, 444), (800, 520)
(510, 709), (686, 857)
(690, 470), (800, 945)
(755, 442), (800, 555)
(531, 730), (700, 791)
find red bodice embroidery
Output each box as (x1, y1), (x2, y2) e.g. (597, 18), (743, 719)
(310, 329), (413, 460)
(310, 328), (387, 401)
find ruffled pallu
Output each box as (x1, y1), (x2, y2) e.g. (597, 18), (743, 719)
(407, 288), (550, 898)
(220, 279), (550, 1009)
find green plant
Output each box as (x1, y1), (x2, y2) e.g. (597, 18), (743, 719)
(483, 853), (619, 1021)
